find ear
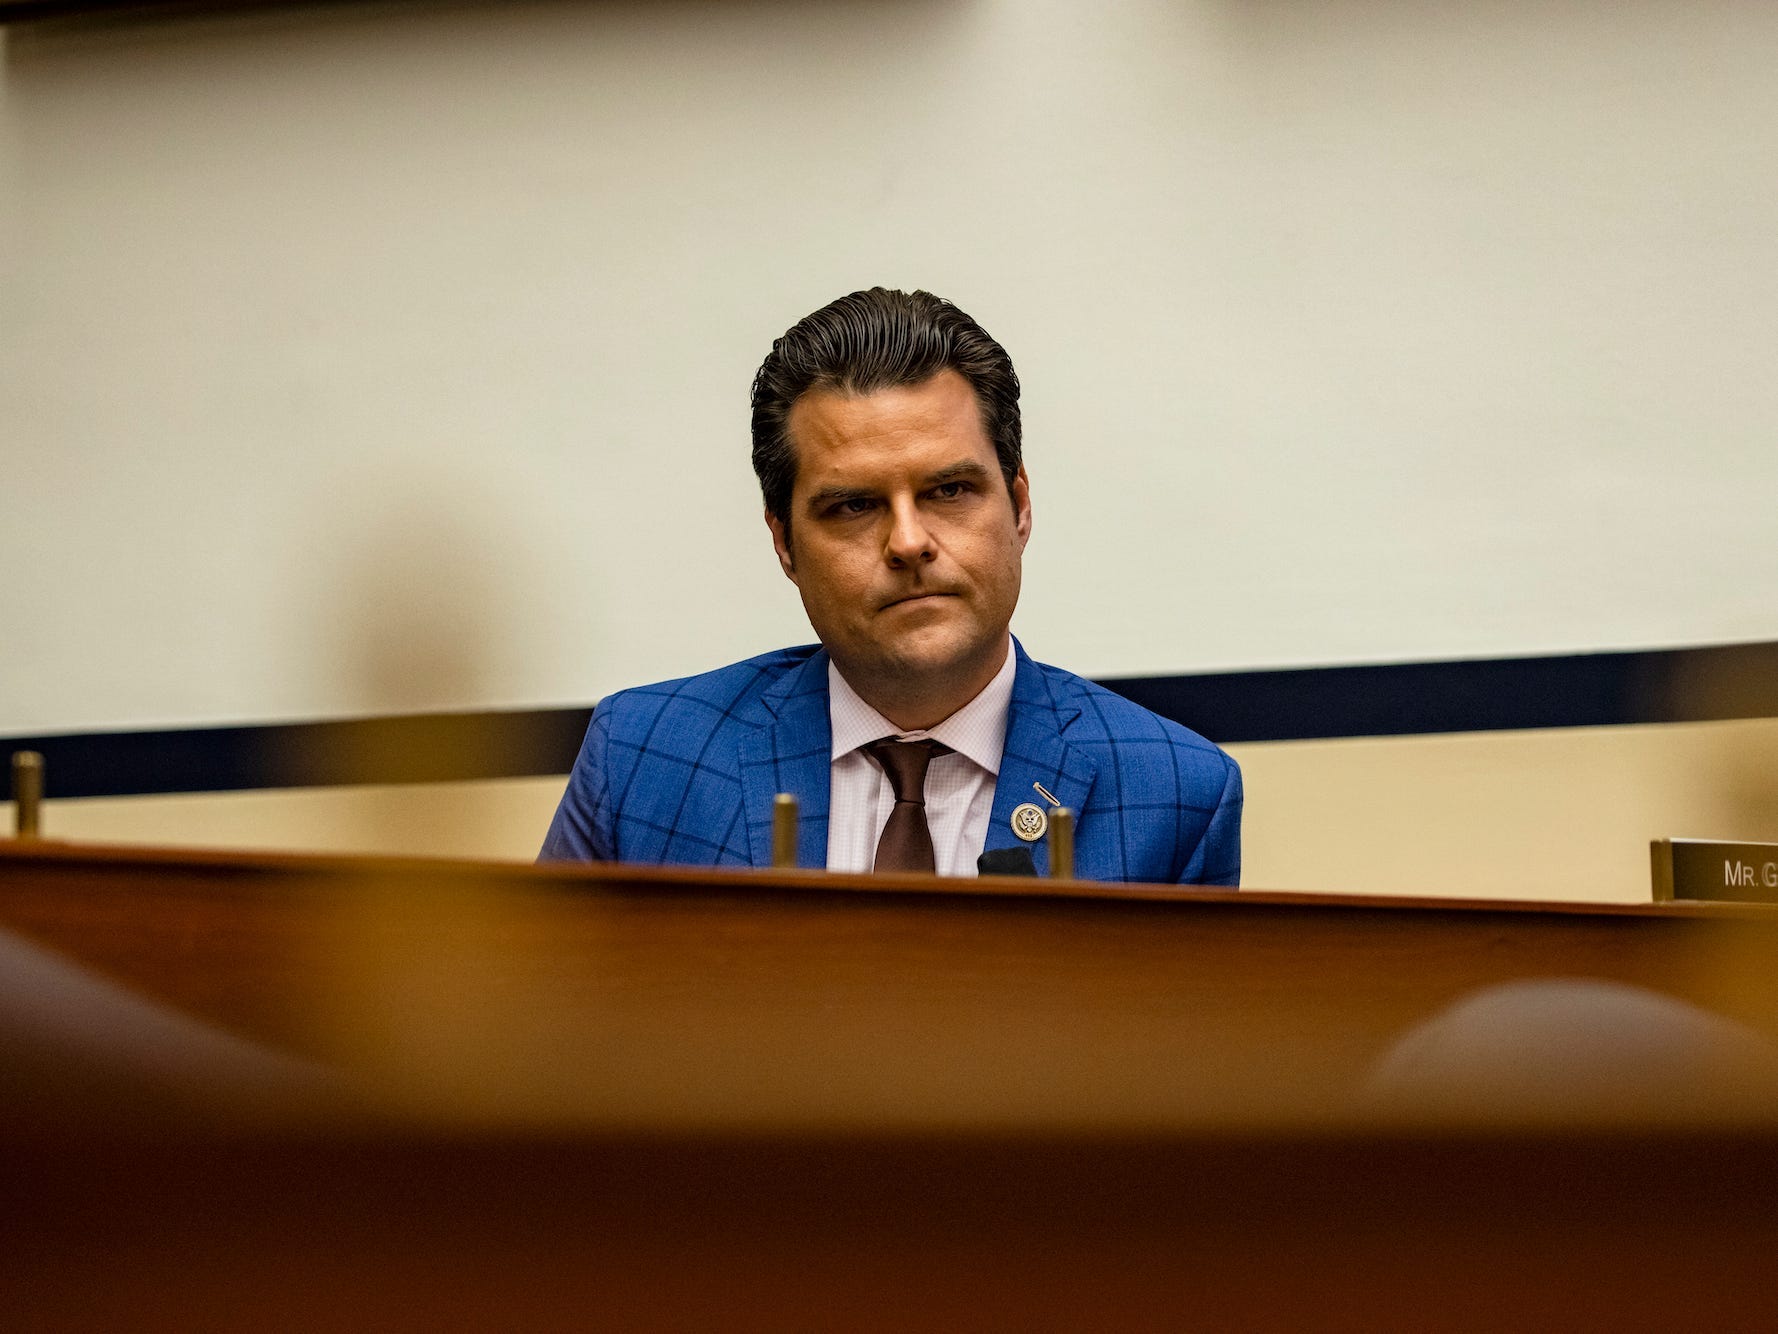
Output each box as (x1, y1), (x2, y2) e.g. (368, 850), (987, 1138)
(766, 509), (798, 582)
(1011, 465), (1033, 550)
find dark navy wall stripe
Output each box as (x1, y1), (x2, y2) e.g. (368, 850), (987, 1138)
(4, 641), (1776, 801)
(0, 1), (337, 24)
(2, 708), (594, 801)
(1104, 641), (1778, 746)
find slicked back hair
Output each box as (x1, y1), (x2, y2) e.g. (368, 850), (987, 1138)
(750, 287), (1022, 533)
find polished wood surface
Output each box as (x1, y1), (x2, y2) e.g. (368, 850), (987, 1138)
(4, 838), (1778, 1128)
(6, 840), (1778, 1329)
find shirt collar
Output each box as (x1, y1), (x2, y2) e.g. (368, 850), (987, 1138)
(827, 640), (1017, 776)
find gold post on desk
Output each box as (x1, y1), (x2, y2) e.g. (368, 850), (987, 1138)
(12, 751), (44, 840)
(771, 793), (799, 869)
(1048, 806), (1074, 881)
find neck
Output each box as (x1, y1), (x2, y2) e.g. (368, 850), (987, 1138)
(836, 638), (1010, 732)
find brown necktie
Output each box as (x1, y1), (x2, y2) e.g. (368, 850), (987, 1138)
(864, 737), (952, 874)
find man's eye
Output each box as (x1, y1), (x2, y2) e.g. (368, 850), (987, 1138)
(829, 498), (875, 518)
(932, 482), (969, 500)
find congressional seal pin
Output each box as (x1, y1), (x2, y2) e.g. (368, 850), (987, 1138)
(1010, 802), (1048, 843)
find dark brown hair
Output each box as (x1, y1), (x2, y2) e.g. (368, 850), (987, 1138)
(750, 287), (1022, 528)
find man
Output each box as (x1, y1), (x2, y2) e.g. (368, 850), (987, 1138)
(541, 288), (1241, 883)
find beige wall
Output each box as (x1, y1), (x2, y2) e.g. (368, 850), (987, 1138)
(38, 716), (1778, 903)
(5, 0), (1778, 738)
(1235, 717), (1778, 902)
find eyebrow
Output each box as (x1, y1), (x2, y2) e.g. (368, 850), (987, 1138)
(926, 461), (993, 487)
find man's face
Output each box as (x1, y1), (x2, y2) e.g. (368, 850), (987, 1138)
(767, 369), (1031, 728)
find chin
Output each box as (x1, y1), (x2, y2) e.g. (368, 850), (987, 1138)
(883, 631), (990, 681)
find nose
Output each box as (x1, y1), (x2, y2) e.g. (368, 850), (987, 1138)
(884, 496), (937, 567)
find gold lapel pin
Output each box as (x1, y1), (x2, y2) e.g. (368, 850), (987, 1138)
(1009, 802), (1047, 842)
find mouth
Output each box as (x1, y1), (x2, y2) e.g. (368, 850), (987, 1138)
(880, 592), (956, 611)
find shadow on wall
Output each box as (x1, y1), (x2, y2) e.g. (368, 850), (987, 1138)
(328, 495), (503, 719)
(296, 470), (560, 854)
(1676, 653), (1778, 842)
(1719, 737), (1778, 844)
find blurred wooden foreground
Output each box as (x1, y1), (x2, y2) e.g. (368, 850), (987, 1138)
(4, 840), (1778, 1329)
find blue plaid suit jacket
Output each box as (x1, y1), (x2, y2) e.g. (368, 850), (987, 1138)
(540, 640), (1241, 885)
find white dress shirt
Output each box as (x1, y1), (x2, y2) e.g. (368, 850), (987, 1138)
(826, 643), (1017, 876)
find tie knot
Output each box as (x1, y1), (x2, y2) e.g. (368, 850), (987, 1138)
(863, 737), (951, 804)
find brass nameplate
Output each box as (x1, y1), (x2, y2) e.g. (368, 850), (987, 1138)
(1651, 839), (1778, 904)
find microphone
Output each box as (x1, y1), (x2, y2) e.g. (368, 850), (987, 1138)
(977, 847), (1038, 877)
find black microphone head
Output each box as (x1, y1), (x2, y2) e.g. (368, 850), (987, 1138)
(977, 846), (1038, 877)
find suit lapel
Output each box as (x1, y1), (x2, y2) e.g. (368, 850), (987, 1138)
(738, 651), (833, 868)
(985, 645), (1098, 877)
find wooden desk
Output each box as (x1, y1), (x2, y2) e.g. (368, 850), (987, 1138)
(4, 842), (1778, 1329)
(3, 840), (1778, 1128)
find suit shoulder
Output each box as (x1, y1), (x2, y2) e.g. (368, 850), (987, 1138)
(1034, 659), (1232, 763)
(596, 645), (822, 736)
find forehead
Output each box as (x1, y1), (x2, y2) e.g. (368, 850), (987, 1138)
(785, 370), (992, 489)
